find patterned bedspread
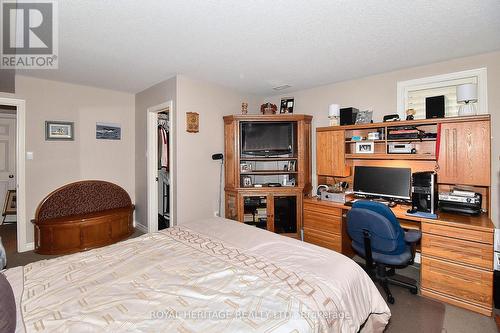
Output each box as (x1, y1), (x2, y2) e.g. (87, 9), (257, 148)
(6, 218), (391, 332)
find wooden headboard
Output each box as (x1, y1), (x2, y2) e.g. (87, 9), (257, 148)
(34, 180), (132, 223)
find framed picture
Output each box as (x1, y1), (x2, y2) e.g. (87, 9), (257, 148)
(242, 176), (253, 187)
(96, 122), (121, 140)
(355, 141), (374, 154)
(280, 97), (294, 114)
(45, 121), (74, 141)
(186, 112), (199, 133)
(240, 163), (252, 172)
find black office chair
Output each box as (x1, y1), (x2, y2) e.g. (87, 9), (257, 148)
(346, 200), (421, 304)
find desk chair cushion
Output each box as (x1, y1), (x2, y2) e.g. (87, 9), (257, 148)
(347, 201), (406, 255)
(351, 242), (413, 266)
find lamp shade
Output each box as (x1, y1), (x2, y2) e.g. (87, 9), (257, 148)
(328, 104), (340, 117)
(456, 83), (477, 103)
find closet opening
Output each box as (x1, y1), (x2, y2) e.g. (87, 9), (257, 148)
(157, 111), (170, 230)
(146, 100), (174, 233)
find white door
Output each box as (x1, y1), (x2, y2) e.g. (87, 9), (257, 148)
(0, 117), (16, 220)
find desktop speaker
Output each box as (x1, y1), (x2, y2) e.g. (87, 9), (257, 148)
(340, 107), (359, 125)
(411, 172), (437, 214)
(425, 95), (445, 119)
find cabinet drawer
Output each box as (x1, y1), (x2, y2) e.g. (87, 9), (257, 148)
(422, 233), (493, 270)
(304, 202), (342, 217)
(421, 256), (493, 308)
(422, 222), (493, 245)
(304, 228), (341, 252)
(303, 210), (341, 234)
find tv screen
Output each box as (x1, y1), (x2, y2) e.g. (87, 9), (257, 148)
(353, 166), (411, 200)
(241, 122), (295, 156)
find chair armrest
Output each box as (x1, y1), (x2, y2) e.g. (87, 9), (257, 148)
(404, 230), (422, 244)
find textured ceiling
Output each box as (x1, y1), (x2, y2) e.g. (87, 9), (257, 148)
(18, 0), (500, 95)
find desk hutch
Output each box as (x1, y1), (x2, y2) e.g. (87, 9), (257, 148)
(307, 114), (493, 316)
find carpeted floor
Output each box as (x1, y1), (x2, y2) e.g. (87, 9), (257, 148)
(1, 223), (498, 332)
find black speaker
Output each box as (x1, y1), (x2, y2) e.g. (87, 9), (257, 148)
(340, 107), (359, 125)
(411, 172), (437, 214)
(425, 95), (445, 119)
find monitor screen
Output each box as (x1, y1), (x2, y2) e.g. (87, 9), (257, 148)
(353, 166), (411, 200)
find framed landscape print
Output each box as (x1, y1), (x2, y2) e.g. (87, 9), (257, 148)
(96, 122), (121, 140)
(45, 121), (74, 141)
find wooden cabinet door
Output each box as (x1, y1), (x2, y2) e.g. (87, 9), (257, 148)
(316, 130), (350, 177)
(437, 121), (490, 186)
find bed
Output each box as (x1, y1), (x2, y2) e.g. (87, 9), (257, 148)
(3, 217), (390, 332)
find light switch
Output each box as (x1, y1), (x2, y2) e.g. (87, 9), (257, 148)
(26, 152), (34, 160)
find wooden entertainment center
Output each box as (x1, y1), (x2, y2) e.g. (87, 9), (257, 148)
(310, 114), (494, 316)
(223, 114), (312, 239)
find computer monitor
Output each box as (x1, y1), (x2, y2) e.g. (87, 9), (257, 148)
(353, 166), (411, 201)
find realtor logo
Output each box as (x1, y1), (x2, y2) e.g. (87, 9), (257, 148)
(1, 0), (58, 69)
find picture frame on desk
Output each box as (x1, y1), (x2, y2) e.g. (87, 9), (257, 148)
(355, 141), (374, 154)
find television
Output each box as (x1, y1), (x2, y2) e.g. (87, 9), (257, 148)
(353, 166), (411, 200)
(240, 122), (296, 156)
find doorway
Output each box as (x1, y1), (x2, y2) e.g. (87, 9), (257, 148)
(0, 97), (27, 253)
(147, 101), (175, 233)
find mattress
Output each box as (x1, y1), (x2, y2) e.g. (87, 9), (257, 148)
(4, 217), (390, 332)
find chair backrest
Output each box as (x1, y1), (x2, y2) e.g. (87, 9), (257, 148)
(346, 200), (406, 255)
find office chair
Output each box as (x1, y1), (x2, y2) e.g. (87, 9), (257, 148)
(346, 200), (421, 304)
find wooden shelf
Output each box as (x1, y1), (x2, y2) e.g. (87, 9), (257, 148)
(345, 153), (436, 160)
(345, 140), (385, 143)
(241, 170), (298, 175)
(317, 115), (490, 132)
(386, 138), (436, 142)
(240, 157), (298, 161)
(345, 138), (436, 143)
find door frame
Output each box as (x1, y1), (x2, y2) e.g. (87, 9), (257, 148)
(0, 97), (27, 252)
(146, 100), (174, 233)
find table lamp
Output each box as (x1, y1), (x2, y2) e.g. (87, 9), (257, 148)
(457, 83), (477, 116)
(328, 104), (340, 126)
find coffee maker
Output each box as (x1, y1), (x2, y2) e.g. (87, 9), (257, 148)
(410, 172), (437, 214)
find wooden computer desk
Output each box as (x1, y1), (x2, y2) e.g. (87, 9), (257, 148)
(303, 197), (494, 316)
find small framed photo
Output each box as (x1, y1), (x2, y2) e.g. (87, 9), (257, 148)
(355, 141), (374, 154)
(240, 163), (252, 172)
(280, 97), (294, 114)
(242, 176), (253, 187)
(96, 122), (121, 140)
(45, 121), (74, 141)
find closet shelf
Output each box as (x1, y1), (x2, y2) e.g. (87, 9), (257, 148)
(241, 170), (298, 175)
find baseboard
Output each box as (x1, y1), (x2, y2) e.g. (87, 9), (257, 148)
(21, 242), (34, 252)
(135, 222), (148, 233)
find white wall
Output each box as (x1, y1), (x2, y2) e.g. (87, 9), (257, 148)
(134, 76), (177, 229)
(0, 76), (135, 243)
(134, 75), (259, 227)
(262, 50), (500, 226)
(175, 75), (259, 223)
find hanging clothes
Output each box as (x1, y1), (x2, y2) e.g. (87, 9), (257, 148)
(161, 127), (168, 170)
(158, 124), (169, 170)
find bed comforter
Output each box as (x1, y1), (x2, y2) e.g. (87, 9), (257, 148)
(4, 217), (390, 332)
